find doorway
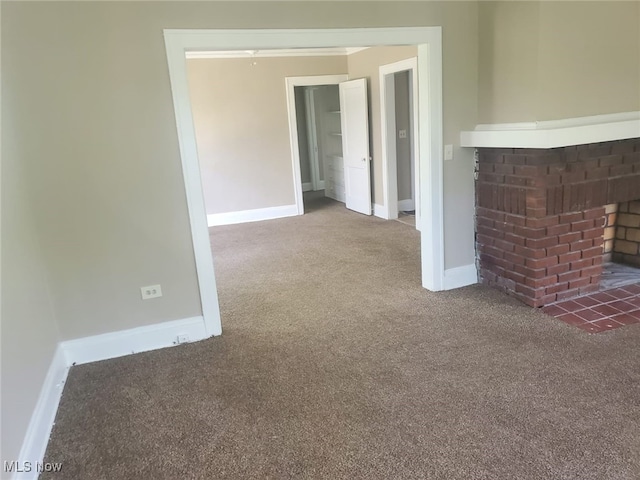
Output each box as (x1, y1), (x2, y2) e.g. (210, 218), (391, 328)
(286, 74), (372, 216)
(380, 57), (420, 230)
(164, 28), (445, 337)
(286, 75), (347, 214)
(296, 84), (347, 210)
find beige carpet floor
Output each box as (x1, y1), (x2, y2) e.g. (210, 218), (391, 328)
(43, 197), (640, 479)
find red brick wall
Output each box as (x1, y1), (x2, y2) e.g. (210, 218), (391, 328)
(476, 138), (640, 307)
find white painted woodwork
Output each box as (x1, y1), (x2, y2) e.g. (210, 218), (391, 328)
(339, 78), (372, 215)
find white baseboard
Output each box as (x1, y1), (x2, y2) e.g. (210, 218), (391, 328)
(14, 345), (69, 480)
(207, 204), (298, 227)
(461, 110), (640, 149)
(443, 264), (478, 290)
(13, 316), (210, 478)
(373, 203), (389, 219)
(317, 180), (325, 190)
(61, 316), (208, 366)
(398, 199), (415, 212)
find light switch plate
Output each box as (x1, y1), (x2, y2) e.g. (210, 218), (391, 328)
(444, 144), (454, 161)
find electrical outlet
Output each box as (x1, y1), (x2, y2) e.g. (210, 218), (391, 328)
(176, 334), (189, 344)
(141, 284), (162, 300)
(398, 129), (407, 139)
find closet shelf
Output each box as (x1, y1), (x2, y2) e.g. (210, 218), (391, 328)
(327, 110), (341, 114)
(329, 132), (342, 137)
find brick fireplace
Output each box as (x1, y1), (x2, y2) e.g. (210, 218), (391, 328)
(475, 138), (640, 307)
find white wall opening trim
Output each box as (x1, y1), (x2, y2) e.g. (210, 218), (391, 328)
(163, 27), (446, 338)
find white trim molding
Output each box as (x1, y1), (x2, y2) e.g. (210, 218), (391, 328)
(14, 346), (69, 480)
(460, 111), (640, 149)
(443, 264), (478, 290)
(164, 36), (222, 337)
(207, 204), (298, 227)
(61, 316), (207, 366)
(373, 203), (389, 219)
(164, 27), (445, 301)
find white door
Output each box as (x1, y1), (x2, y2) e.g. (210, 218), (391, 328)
(339, 79), (371, 215)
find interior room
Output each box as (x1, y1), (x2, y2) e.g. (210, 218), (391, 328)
(184, 46), (421, 227)
(2, 1), (639, 479)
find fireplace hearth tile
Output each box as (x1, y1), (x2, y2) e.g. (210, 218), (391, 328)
(609, 300), (637, 311)
(622, 284), (640, 295)
(557, 312), (587, 326)
(541, 305), (567, 316)
(611, 313), (640, 325)
(542, 282), (640, 333)
(574, 309), (606, 322)
(627, 297), (640, 308)
(592, 304), (624, 316)
(606, 288), (634, 300)
(591, 318), (622, 330)
(590, 292), (618, 303)
(573, 296), (600, 308)
(555, 300), (585, 312)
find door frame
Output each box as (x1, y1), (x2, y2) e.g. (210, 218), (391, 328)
(163, 27), (445, 337)
(285, 75), (348, 214)
(380, 57), (420, 229)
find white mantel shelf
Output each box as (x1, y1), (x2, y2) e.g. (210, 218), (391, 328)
(460, 111), (640, 149)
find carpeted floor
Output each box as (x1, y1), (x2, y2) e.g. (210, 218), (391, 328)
(42, 198), (640, 479)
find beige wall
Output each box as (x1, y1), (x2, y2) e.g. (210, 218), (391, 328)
(478, 1), (539, 124)
(479, 1), (640, 124)
(187, 56), (347, 214)
(1, 81), (61, 461)
(536, 1), (640, 121)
